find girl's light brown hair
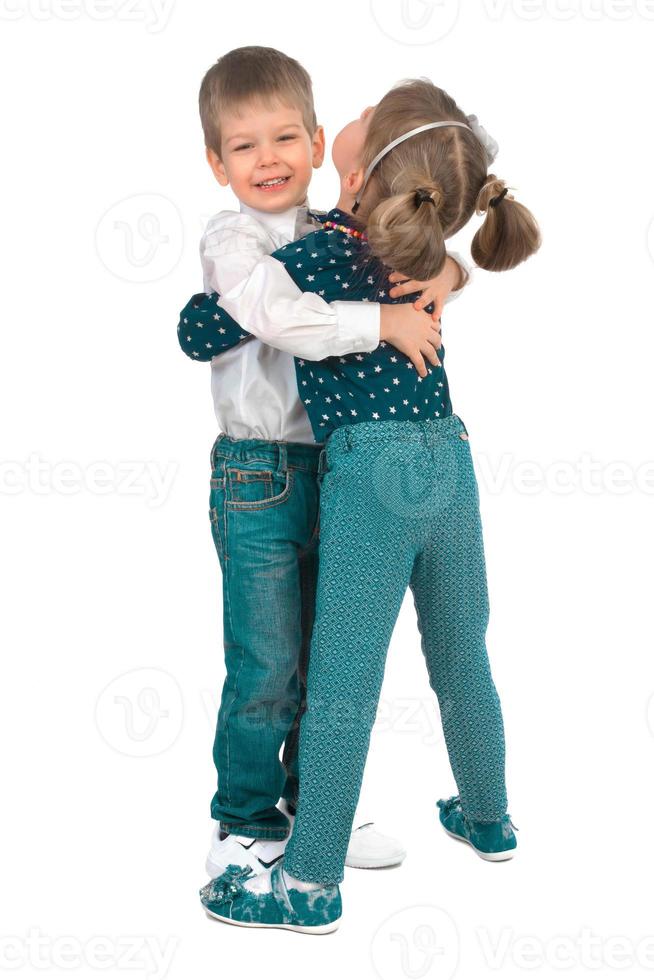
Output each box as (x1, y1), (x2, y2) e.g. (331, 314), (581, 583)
(199, 46), (317, 156)
(357, 79), (540, 279)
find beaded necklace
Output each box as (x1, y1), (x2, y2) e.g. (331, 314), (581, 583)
(319, 218), (368, 241)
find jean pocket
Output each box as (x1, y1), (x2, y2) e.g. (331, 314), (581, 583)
(225, 465), (294, 510)
(209, 501), (226, 562)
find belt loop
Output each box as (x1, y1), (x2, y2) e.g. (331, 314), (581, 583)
(318, 447), (327, 475)
(345, 427), (353, 452)
(277, 442), (288, 474)
(210, 436), (219, 470)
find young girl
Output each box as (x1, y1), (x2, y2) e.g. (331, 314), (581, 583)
(198, 78), (540, 933)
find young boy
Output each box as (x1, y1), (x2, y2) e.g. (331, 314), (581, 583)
(184, 46), (468, 881)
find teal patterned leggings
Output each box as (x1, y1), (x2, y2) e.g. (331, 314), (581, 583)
(284, 415), (508, 885)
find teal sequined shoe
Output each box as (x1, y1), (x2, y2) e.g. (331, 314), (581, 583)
(200, 862), (342, 934)
(437, 796), (517, 862)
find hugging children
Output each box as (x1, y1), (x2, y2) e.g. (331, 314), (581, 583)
(178, 45), (539, 934)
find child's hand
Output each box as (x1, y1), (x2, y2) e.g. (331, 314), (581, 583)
(388, 256), (465, 323)
(379, 305), (442, 378)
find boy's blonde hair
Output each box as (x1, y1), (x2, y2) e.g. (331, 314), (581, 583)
(199, 46), (317, 156)
(359, 79), (541, 278)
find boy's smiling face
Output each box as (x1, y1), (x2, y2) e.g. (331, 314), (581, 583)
(207, 101), (325, 213)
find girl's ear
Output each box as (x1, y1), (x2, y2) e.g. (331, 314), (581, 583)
(312, 125), (326, 169)
(346, 166), (366, 196)
(205, 146), (229, 187)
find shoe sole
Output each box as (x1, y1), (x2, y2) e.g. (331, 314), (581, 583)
(345, 851), (407, 869)
(205, 908), (340, 934)
(442, 828), (516, 862)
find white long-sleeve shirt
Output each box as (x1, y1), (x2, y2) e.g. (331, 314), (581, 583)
(202, 203), (380, 443)
(201, 202), (470, 444)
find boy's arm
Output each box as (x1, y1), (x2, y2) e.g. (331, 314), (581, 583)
(201, 211), (379, 361)
(177, 291), (250, 362)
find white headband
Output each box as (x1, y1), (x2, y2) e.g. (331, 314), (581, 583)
(351, 115), (499, 214)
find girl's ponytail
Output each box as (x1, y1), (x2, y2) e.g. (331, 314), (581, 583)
(471, 175), (541, 272)
(366, 176), (447, 281)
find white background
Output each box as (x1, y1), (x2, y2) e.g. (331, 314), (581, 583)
(2, 0), (654, 977)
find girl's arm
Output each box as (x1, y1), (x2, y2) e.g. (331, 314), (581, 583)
(177, 292), (249, 362)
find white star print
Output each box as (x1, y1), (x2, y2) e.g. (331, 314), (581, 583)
(357, 371), (365, 378)
(374, 366), (382, 374)
(389, 406), (396, 414)
(213, 313), (221, 321)
(372, 412), (380, 419)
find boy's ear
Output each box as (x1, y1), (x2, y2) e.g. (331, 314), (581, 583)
(205, 146), (229, 187)
(311, 125), (326, 169)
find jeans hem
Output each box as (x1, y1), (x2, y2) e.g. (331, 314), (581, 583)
(218, 821), (289, 842)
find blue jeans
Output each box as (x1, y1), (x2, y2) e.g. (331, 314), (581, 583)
(208, 435), (323, 840)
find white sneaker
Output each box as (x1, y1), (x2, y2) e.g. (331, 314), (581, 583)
(205, 825), (286, 879)
(345, 822), (407, 869)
